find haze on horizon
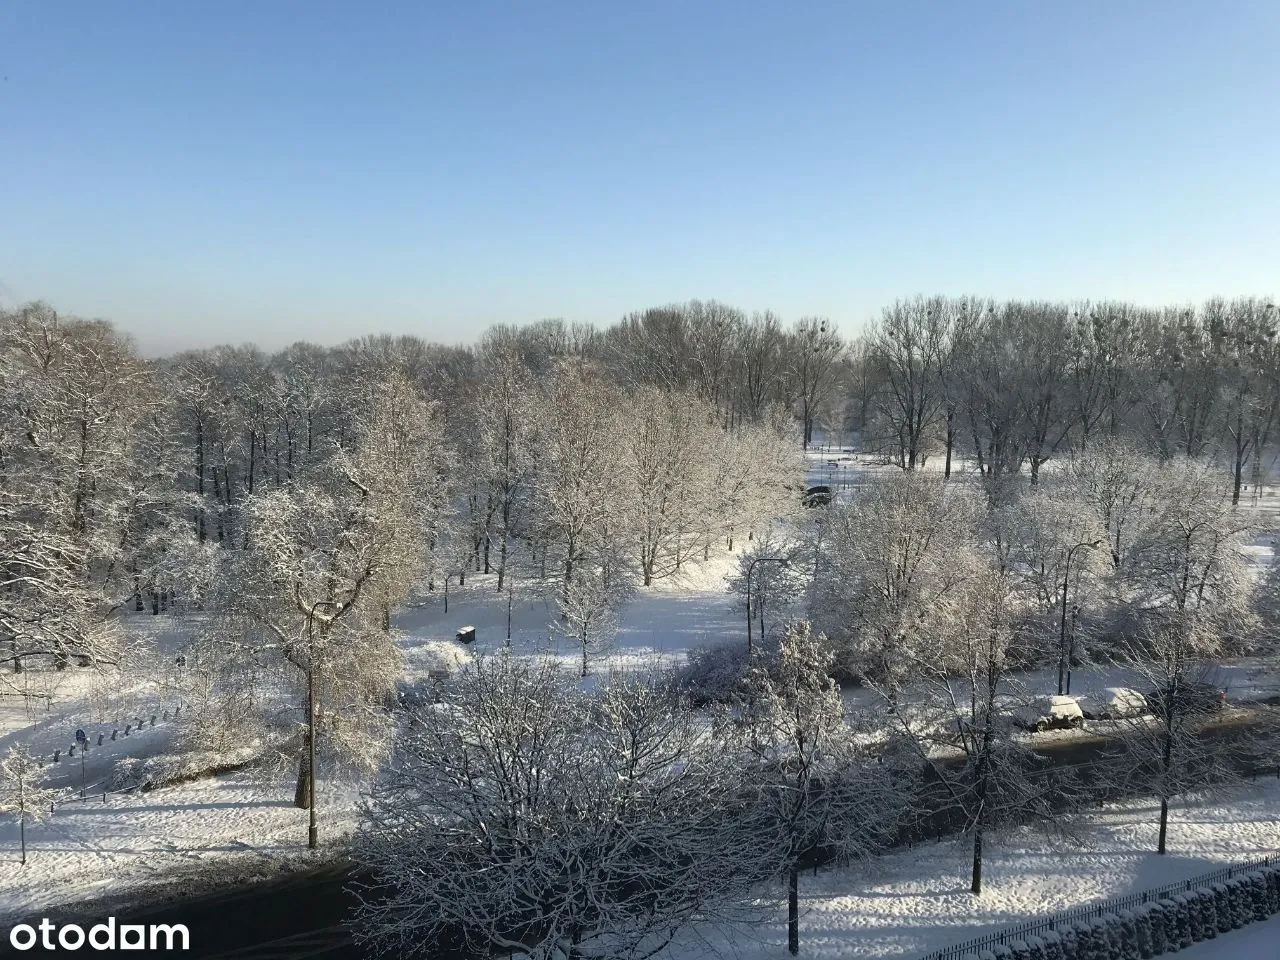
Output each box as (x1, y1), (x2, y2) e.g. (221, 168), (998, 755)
(1, 1), (1277, 356)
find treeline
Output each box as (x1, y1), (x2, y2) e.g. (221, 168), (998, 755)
(0, 300), (802, 679)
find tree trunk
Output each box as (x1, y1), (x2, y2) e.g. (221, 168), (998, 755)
(294, 750), (312, 809)
(788, 864), (800, 954)
(1157, 795), (1170, 854)
(971, 828), (983, 894)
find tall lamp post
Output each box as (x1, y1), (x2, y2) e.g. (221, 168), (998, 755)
(306, 599), (340, 850)
(746, 556), (789, 656)
(1057, 540), (1100, 696)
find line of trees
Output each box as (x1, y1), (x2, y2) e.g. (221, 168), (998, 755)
(0, 301), (801, 829)
(857, 296), (1280, 496)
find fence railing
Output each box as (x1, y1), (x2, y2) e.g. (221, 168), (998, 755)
(920, 853), (1277, 959)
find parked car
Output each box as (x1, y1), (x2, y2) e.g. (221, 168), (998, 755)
(1014, 694), (1085, 733)
(802, 485), (833, 507)
(1144, 681), (1226, 717)
(1079, 687), (1148, 721)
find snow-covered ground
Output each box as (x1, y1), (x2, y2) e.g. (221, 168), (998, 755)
(0, 770), (359, 922)
(394, 546), (747, 684)
(669, 778), (1280, 959)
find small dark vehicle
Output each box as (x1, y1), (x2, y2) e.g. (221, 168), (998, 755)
(802, 485), (833, 508)
(1144, 681), (1226, 717)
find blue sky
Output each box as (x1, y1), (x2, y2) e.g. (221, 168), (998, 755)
(0, 2), (1276, 353)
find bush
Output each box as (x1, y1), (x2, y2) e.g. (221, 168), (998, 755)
(1190, 886), (1214, 939)
(990, 945), (1014, 960)
(1040, 929), (1065, 960)
(1266, 867), (1280, 912)
(1230, 876), (1253, 928)
(670, 641), (755, 706)
(1167, 894), (1193, 949)
(1132, 904), (1154, 959)
(1008, 940), (1031, 960)
(1112, 909), (1139, 960)
(1247, 870), (1271, 922)
(1146, 901), (1170, 957)
(1055, 922), (1078, 958)
(1086, 917), (1112, 960)
(1024, 935), (1048, 960)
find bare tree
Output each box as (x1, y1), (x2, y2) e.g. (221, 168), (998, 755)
(864, 296), (949, 469)
(353, 655), (775, 959)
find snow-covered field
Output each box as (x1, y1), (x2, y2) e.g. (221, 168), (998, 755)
(671, 778), (1280, 959)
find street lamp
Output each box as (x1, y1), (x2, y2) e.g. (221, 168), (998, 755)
(1057, 540), (1101, 696)
(306, 599), (340, 850)
(746, 556), (789, 656)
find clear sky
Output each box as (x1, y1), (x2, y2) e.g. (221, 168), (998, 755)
(0, 2), (1277, 354)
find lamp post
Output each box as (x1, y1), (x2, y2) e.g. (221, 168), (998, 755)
(746, 556), (789, 656)
(306, 599), (340, 850)
(1057, 540), (1100, 696)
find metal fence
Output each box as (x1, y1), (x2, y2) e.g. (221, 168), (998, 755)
(920, 853), (1277, 959)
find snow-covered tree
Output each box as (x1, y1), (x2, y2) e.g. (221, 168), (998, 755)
(619, 386), (714, 585)
(554, 543), (634, 677)
(0, 746), (56, 866)
(740, 621), (899, 953)
(810, 471), (985, 687)
(353, 655), (775, 959)
(206, 374), (445, 840)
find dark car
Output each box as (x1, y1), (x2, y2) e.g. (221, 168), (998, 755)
(1144, 681), (1226, 718)
(802, 485), (833, 508)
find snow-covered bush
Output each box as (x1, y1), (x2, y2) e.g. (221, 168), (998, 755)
(1024, 935), (1049, 960)
(990, 944), (1014, 960)
(1190, 886), (1215, 939)
(1216, 880), (1235, 931)
(1075, 919), (1103, 960)
(1247, 870), (1272, 921)
(670, 640), (756, 706)
(1008, 939), (1031, 960)
(1055, 922), (1079, 958)
(1172, 896), (1192, 957)
(1152, 899), (1177, 954)
(1229, 876), (1252, 928)
(1111, 910), (1139, 960)
(1131, 904), (1154, 959)
(1039, 929), (1064, 960)
(1266, 866), (1280, 913)
(110, 746), (260, 791)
